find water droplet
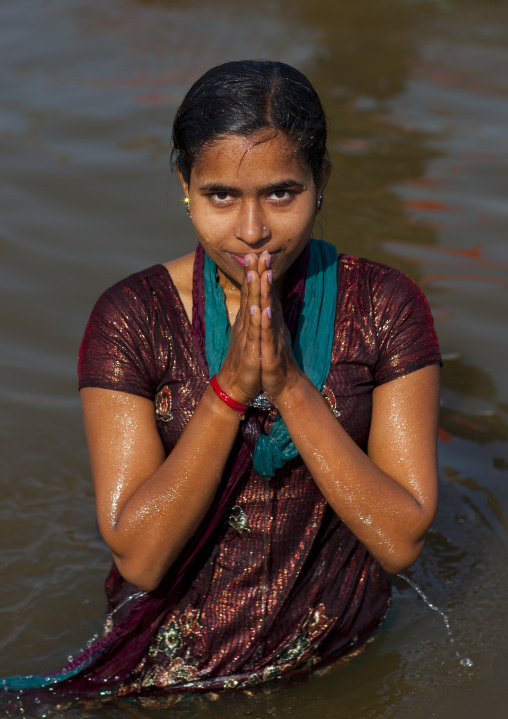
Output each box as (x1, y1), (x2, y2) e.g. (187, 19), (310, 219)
(397, 573), (473, 670)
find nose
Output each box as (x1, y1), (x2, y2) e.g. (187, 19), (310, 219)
(234, 199), (270, 247)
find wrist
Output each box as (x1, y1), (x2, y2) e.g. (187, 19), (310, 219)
(214, 369), (258, 407)
(204, 384), (245, 424)
(266, 369), (309, 411)
(209, 375), (249, 419)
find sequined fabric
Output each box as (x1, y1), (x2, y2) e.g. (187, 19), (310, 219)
(77, 254), (441, 695)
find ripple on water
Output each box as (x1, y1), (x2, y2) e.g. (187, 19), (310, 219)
(2, 0), (508, 717)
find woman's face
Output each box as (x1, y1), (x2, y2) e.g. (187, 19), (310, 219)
(180, 131), (330, 290)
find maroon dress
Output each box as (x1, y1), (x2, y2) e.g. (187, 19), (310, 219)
(78, 253), (441, 695)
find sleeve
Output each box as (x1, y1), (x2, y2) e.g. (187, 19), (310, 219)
(78, 281), (157, 400)
(372, 267), (442, 386)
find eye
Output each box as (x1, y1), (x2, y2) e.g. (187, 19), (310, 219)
(210, 192), (233, 203)
(268, 190), (292, 201)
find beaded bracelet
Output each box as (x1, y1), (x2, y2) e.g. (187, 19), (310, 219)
(209, 375), (248, 419)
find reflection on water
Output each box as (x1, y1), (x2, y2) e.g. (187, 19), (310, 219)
(1, 0), (508, 716)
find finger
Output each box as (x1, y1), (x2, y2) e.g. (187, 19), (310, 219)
(258, 250), (271, 276)
(242, 254), (261, 327)
(260, 269), (285, 340)
(235, 253), (259, 328)
(259, 267), (273, 314)
(260, 303), (273, 339)
(244, 257), (262, 350)
(237, 253), (254, 318)
(245, 252), (259, 277)
(247, 301), (262, 339)
(261, 291), (291, 363)
(242, 302), (262, 381)
(219, 298), (262, 404)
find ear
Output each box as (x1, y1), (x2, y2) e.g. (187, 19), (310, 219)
(177, 168), (189, 197)
(317, 159), (332, 196)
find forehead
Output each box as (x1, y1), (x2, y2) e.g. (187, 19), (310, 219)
(192, 132), (311, 184)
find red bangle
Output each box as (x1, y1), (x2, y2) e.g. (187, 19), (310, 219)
(209, 375), (248, 419)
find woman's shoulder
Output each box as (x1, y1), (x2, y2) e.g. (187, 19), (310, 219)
(163, 252), (195, 292)
(163, 252), (195, 323)
(97, 263), (172, 303)
(337, 253), (423, 302)
(79, 256), (196, 396)
(93, 253), (194, 316)
(338, 253), (408, 279)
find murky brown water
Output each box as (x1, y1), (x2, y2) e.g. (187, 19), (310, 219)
(1, 0), (508, 716)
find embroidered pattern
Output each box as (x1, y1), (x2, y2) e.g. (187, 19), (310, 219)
(247, 603), (330, 685)
(155, 385), (174, 421)
(141, 605), (203, 688)
(226, 505), (251, 534)
(321, 385), (341, 418)
(278, 632), (310, 664)
(307, 603), (329, 638)
(149, 619), (182, 659)
(180, 606), (202, 636)
(148, 605), (202, 660)
(141, 658), (198, 688)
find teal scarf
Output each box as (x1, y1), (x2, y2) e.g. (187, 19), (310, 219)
(204, 238), (337, 477)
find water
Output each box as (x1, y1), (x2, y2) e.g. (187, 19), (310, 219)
(397, 573), (474, 670)
(1, 0), (508, 716)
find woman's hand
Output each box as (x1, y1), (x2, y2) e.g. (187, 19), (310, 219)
(258, 256), (302, 403)
(216, 251), (300, 405)
(215, 252), (263, 405)
(217, 250), (302, 406)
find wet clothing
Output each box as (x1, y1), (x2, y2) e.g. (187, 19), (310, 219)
(72, 248), (441, 695)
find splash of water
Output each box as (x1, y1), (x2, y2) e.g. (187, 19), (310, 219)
(397, 573), (473, 669)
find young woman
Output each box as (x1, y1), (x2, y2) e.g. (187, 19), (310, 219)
(3, 59), (440, 700)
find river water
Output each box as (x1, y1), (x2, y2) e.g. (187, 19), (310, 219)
(1, 0), (508, 717)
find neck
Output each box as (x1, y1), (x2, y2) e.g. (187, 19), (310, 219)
(217, 271), (241, 325)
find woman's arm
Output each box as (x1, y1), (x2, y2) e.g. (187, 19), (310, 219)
(256, 262), (439, 573)
(81, 255), (268, 592)
(81, 385), (241, 591)
(270, 365), (439, 574)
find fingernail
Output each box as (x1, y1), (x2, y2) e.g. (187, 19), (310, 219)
(266, 305), (272, 319)
(247, 272), (251, 283)
(267, 270), (273, 284)
(244, 257), (250, 267)
(264, 252), (271, 268)
(250, 305), (255, 315)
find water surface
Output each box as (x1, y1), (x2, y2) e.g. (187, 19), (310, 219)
(1, 0), (508, 716)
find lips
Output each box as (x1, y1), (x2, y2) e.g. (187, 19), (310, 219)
(226, 252), (249, 267)
(226, 250), (279, 267)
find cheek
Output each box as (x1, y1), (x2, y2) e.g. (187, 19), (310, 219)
(192, 209), (229, 244)
(282, 206), (316, 238)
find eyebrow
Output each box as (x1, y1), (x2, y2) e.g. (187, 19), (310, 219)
(197, 179), (307, 193)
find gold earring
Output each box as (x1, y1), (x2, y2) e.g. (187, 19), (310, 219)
(184, 197), (191, 216)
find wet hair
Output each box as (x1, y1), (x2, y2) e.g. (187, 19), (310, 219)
(171, 60), (327, 186)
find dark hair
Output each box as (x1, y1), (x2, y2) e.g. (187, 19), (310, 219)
(171, 60), (327, 186)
